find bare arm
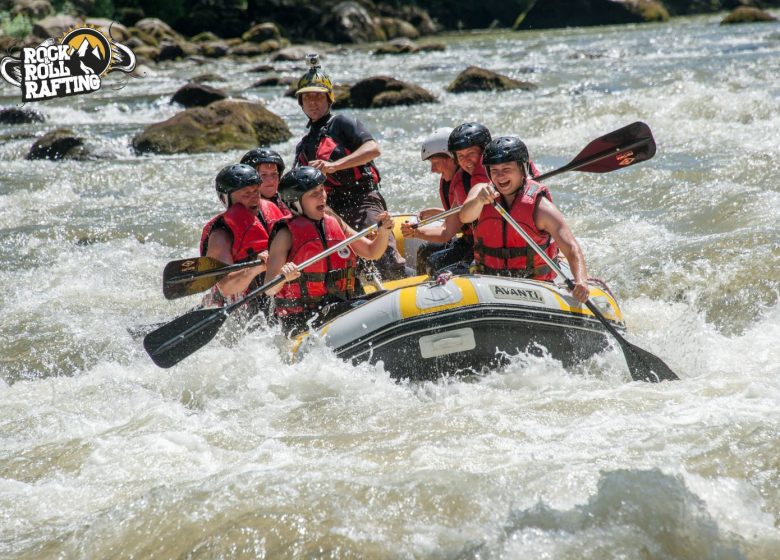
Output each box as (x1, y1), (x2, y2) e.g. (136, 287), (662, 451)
(310, 140), (381, 175)
(417, 207), (446, 221)
(205, 229), (266, 297)
(263, 227), (300, 296)
(340, 211), (394, 260)
(535, 197), (589, 303)
(401, 213), (461, 243)
(459, 182), (495, 224)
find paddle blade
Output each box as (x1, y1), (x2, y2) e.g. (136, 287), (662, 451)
(619, 339), (680, 383)
(571, 121), (656, 173)
(163, 257), (225, 300)
(143, 307), (228, 368)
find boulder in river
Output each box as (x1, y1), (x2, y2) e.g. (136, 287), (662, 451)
(171, 83), (228, 108)
(11, 0), (54, 20)
(31, 14), (79, 39)
(349, 76), (436, 108)
(320, 1), (386, 43)
(447, 66), (537, 94)
(516, 0), (668, 29)
(271, 46), (315, 62)
(27, 128), (87, 161)
(132, 99), (292, 155)
(721, 7), (778, 24)
(0, 107), (45, 125)
(242, 22), (282, 43)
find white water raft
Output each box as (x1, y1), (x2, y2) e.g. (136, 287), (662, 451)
(293, 273), (624, 380)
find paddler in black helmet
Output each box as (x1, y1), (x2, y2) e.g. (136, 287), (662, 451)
(264, 166), (396, 335)
(292, 53), (407, 281)
(459, 136), (590, 303)
(199, 164), (275, 307)
(240, 148), (292, 219)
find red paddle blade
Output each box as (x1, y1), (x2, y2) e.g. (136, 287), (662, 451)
(570, 121), (656, 173)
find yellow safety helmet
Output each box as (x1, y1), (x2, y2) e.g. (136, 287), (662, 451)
(295, 53), (335, 104)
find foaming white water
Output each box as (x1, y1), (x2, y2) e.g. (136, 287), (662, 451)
(2, 14), (779, 559)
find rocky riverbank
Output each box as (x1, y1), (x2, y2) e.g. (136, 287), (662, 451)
(2, 0), (777, 158)
(2, 0), (779, 52)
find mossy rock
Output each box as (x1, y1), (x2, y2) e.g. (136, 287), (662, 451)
(349, 76), (436, 108)
(447, 66), (537, 94)
(27, 128), (87, 160)
(721, 7), (777, 25)
(0, 107), (45, 125)
(132, 100), (292, 155)
(171, 83), (228, 108)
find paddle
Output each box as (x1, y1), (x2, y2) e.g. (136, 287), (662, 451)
(162, 256), (265, 300)
(144, 223), (380, 368)
(490, 201), (679, 383)
(411, 121), (655, 230)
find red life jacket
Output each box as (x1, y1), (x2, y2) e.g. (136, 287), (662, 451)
(450, 163), (489, 238)
(274, 214), (357, 316)
(200, 203), (270, 262)
(257, 197), (289, 234)
(295, 115), (380, 192)
(472, 180), (558, 281)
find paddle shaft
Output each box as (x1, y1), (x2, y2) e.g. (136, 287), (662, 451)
(224, 223), (380, 315)
(411, 136), (652, 230)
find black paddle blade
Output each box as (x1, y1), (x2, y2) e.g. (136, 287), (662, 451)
(163, 257), (224, 300)
(619, 338), (680, 383)
(572, 121), (656, 173)
(143, 307), (228, 368)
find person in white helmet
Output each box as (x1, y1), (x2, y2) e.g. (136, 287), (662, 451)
(400, 128), (474, 275)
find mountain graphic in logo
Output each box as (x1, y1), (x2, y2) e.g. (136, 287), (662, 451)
(0, 22), (137, 102)
(63, 28), (111, 76)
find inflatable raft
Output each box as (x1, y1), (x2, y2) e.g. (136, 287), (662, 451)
(292, 272), (624, 380)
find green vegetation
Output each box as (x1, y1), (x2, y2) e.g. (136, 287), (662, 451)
(0, 11), (33, 39)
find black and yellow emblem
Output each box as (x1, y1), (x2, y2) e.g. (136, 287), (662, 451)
(0, 23), (137, 102)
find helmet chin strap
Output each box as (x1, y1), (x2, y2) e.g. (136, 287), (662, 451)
(290, 200), (303, 215)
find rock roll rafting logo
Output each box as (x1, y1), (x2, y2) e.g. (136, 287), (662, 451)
(0, 24), (136, 102)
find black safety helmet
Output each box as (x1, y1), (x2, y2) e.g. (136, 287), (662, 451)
(278, 166), (326, 215)
(483, 136), (531, 190)
(448, 122), (491, 153)
(240, 148), (285, 175)
(215, 164), (261, 206)
(483, 136), (530, 167)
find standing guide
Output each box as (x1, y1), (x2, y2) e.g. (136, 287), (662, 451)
(291, 54), (407, 281)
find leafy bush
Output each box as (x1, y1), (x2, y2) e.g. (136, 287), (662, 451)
(0, 11), (33, 39)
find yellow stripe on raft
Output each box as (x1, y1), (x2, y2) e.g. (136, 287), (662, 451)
(399, 277), (479, 319)
(546, 286), (624, 322)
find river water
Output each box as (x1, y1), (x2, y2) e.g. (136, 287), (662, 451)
(1, 13), (779, 559)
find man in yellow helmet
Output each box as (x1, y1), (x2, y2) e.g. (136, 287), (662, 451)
(293, 53), (407, 280)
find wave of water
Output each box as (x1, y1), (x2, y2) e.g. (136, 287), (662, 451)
(1, 14), (779, 559)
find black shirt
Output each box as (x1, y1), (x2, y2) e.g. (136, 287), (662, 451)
(299, 113), (375, 162)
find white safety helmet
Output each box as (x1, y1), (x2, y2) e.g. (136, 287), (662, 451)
(420, 127), (455, 161)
